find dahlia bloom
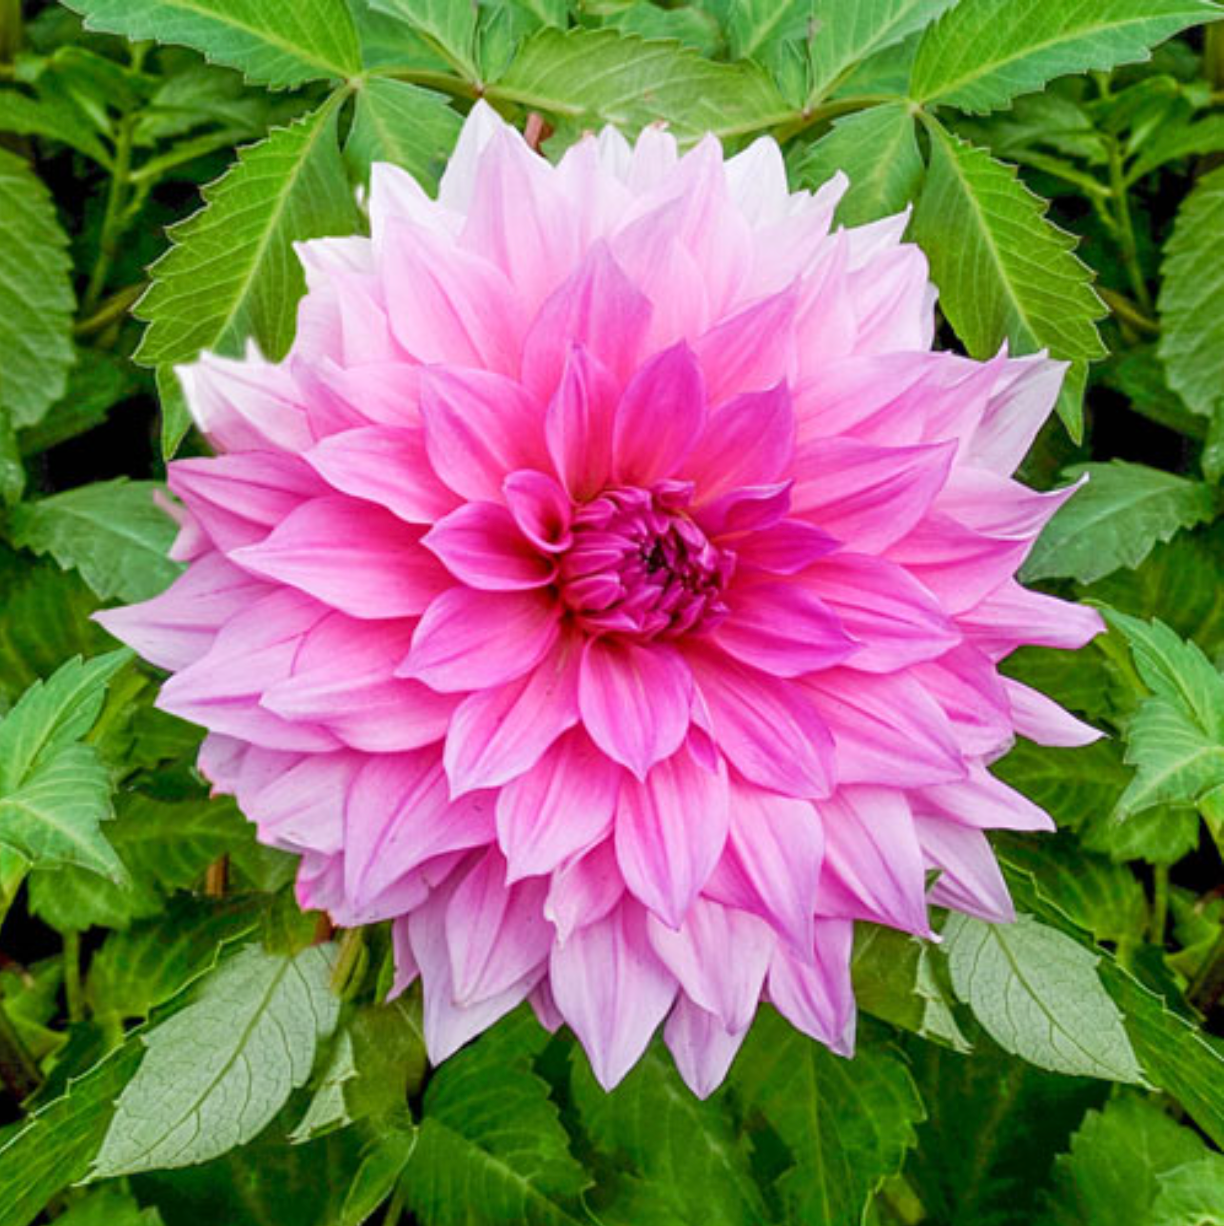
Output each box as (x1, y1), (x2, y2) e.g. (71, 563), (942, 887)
(100, 102), (1102, 1094)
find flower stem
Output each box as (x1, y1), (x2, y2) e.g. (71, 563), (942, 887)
(1151, 864), (1169, 946)
(383, 1182), (406, 1226)
(63, 930), (84, 1024)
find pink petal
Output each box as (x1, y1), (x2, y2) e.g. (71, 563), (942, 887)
(732, 519), (840, 575)
(579, 637), (693, 780)
(545, 344), (620, 499)
(424, 502), (555, 591)
(401, 587), (560, 693)
(521, 241), (652, 401)
(967, 354), (1065, 475)
(231, 497), (449, 620)
(908, 645), (1013, 757)
(615, 744), (729, 929)
(647, 899), (774, 1032)
(713, 582), (858, 677)
(612, 342), (706, 485)
(697, 482), (792, 539)
(503, 469), (573, 553)
(916, 815), (1016, 923)
(549, 900), (678, 1090)
(544, 838), (624, 942)
(496, 730), (621, 881)
(791, 437), (954, 552)
(688, 647), (834, 798)
(684, 383), (794, 499)
(444, 848), (553, 1006)
(242, 751), (361, 855)
(958, 581), (1104, 657)
(767, 920), (856, 1054)
(915, 761), (1054, 832)
(1005, 678), (1103, 747)
(443, 627), (582, 794)
(693, 286), (797, 403)
(419, 366), (548, 502)
(304, 426), (458, 524)
(664, 997), (749, 1099)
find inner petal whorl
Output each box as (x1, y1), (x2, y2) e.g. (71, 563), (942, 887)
(558, 482), (735, 640)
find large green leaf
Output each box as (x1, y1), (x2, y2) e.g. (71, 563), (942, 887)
(0, 1040), (143, 1226)
(368, 0), (479, 78)
(1150, 1156), (1224, 1224)
(496, 27), (791, 140)
(944, 913), (1145, 1084)
(10, 479), (181, 603)
(134, 102), (360, 368)
(1022, 461), (1216, 585)
(910, 0), (1222, 113)
(61, 0), (361, 88)
(92, 943), (341, 1177)
(728, 1011), (924, 1226)
(0, 147), (75, 429)
(792, 102), (922, 226)
(405, 1011), (589, 1226)
(1159, 163), (1224, 417)
(571, 1045), (770, 1226)
(345, 77), (462, 194)
(1045, 1093), (1208, 1225)
(911, 123), (1105, 436)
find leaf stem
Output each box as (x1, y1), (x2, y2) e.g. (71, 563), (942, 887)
(383, 1182), (406, 1226)
(1099, 287), (1160, 336)
(1188, 924), (1224, 1011)
(74, 283), (146, 339)
(63, 929), (84, 1024)
(1151, 864), (1169, 946)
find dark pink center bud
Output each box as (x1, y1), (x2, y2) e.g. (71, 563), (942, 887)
(559, 481), (735, 640)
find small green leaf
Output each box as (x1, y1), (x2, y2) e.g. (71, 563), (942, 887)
(0, 88), (110, 164)
(1160, 163), (1224, 417)
(497, 27), (790, 140)
(10, 479), (181, 602)
(92, 943), (341, 1176)
(339, 1127), (417, 1226)
(1023, 461), (1216, 585)
(134, 102), (360, 368)
(53, 1189), (163, 1226)
(60, 0), (361, 88)
(1150, 1155), (1224, 1225)
(911, 123), (1105, 437)
(792, 102), (922, 226)
(911, 0), (1223, 113)
(368, 0), (479, 78)
(0, 147), (76, 430)
(944, 913), (1146, 1084)
(345, 78), (461, 194)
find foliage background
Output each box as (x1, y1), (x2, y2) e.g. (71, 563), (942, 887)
(3, 0), (1224, 1222)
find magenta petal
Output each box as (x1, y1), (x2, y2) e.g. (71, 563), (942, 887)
(504, 469), (573, 553)
(664, 997), (748, 1099)
(496, 730), (621, 881)
(614, 744), (729, 929)
(613, 341), (706, 485)
(402, 588), (560, 693)
(424, 502), (555, 591)
(579, 637), (693, 779)
(647, 899), (773, 1032)
(549, 900), (678, 1090)
(684, 382), (794, 499)
(231, 497), (449, 620)
(696, 482), (792, 538)
(733, 519), (839, 574)
(304, 426), (458, 524)
(689, 648), (834, 798)
(444, 628), (581, 794)
(545, 344), (620, 499)
(419, 366), (548, 503)
(714, 582), (858, 677)
(521, 241), (652, 401)
(444, 848), (553, 1006)
(767, 920), (856, 1054)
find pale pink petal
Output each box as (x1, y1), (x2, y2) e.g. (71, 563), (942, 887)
(1005, 678), (1103, 747)
(665, 999), (748, 1099)
(916, 816), (1016, 923)
(424, 502), (555, 591)
(967, 354), (1065, 476)
(401, 588), (560, 693)
(908, 646), (1013, 757)
(958, 581), (1105, 657)
(613, 342), (706, 485)
(915, 761), (1054, 832)
(550, 900), (678, 1090)
(242, 750), (361, 855)
(544, 839), (624, 943)
(767, 920), (856, 1055)
(693, 286), (797, 404)
(579, 637), (692, 780)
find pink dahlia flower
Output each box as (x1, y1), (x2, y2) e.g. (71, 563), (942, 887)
(100, 102), (1102, 1094)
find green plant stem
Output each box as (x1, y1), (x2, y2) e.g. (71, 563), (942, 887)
(1151, 865), (1170, 946)
(330, 927), (366, 997)
(63, 930), (84, 1024)
(383, 1182), (406, 1226)
(1099, 286), (1160, 336)
(0, 989), (41, 1100)
(1189, 925), (1224, 1012)
(1106, 136), (1154, 314)
(1206, 22), (1224, 93)
(74, 283), (146, 339)
(82, 112), (136, 317)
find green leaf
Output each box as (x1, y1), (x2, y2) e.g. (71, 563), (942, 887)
(92, 943), (341, 1177)
(570, 1045), (770, 1226)
(1022, 461), (1216, 585)
(792, 102), (922, 226)
(910, 0), (1222, 113)
(905, 1035), (1107, 1226)
(55, 1189), (163, 1226)
(806, 0), (958, 105)
(0, 1040), (142, 1226)
(61, 0), (361, 88)
(1160, 163), (1224, 417)
(911, 123), (1105, 437)
(723, 0), (811, 61)
(10, 479), (181, 602)
(290, 1028), (357, 1143)
(18, 348), (142, 457)
(496, 27), (791, 140)
(368, 0), (479, 78)
(944, 913), (1146, 1084)
(338, 1127), (417, 1226)
(0, 87), (110, 164)
(1150, 1155), (1224, 1225)
(405, 1010), (589, 1226)
(134, 102), (360, 368)
(1046, 1092), (1208, 1225)
(0, 147), (75, 430)
(728, 1011), (924, 1226)
(345, 77), (461, 194)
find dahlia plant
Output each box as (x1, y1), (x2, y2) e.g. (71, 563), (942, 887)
(3, 2), (1224, 1223)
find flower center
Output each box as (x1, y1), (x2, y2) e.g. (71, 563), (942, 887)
(558, 481), (735, 640)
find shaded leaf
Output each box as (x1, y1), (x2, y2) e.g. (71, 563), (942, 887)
(345, 77), (461, 194)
